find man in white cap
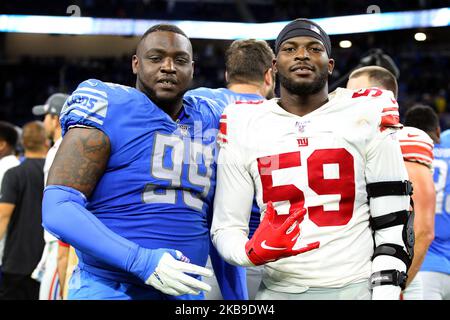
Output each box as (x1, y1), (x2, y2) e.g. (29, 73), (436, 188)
(31, 93), (69, 300)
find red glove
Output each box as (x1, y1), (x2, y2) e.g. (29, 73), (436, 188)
(245, 201), (320, 266)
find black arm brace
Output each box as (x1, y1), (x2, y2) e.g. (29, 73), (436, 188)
(366, 180), (414, 272)
(369, 269), (408, 290)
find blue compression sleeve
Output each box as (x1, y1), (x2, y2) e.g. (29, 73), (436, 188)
(42, 185), (177, 282)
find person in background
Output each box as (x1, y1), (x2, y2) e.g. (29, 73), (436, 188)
(347, 67), (436, 299)
(0, 121), (20, 285)
(0, 121), (47, 299)
(31, 93), (70, 300)
(406, 105), (449, 300)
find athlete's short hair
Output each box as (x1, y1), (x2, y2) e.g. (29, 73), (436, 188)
(22, 121), (47, 152)
(404, 104), (440, 134)
(0, 121), (18, 149)
(136, 24), (189, 54)
(349, 66), (398, 99)
(141, 24), (188, 40)
(225, 39), (275, 86)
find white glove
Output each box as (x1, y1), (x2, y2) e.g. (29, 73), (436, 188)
(146, 250), (213, 296)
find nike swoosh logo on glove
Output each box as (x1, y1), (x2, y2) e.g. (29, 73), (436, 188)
(261, 240), (286, 251)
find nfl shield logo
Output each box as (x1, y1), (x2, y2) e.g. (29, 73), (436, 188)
(177, 124), (190, 136)
(295, 120), (310, 133)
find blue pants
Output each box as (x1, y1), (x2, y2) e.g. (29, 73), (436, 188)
(68, 266), (204, 300)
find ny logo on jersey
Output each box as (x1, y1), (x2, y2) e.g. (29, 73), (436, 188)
(297, 138), (309, 147)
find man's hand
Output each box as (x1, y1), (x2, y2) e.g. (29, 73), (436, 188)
(145, 249), (213, 296)
(245, 202), (320, 266)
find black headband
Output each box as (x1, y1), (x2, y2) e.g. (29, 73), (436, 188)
(275, 18), (331, 57)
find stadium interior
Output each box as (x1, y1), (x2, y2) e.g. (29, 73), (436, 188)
(0, 0), (449, 129)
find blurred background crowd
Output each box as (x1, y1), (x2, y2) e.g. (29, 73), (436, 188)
(0, 0), (449, 129)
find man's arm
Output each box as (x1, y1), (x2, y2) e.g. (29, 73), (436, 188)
(47, 127), (109, 196)
(404, 161), (435, 287)
(0, 203), (15, 240)
(366, 130), (412, 300)
(0, 168), (18, 240)
(211, 141), (255, 267)
(57, 242), (69, 297)
(44, 127), (212, 295)
(63, 246), (78, 300)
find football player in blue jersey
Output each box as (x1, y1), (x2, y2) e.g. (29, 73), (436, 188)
(422, 127), (450, 299)
(187, 38), (275, 300)
(41, 24), (242, 300)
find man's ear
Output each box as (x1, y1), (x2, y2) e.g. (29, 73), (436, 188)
(132, 55), (139, 75)
(264, 68), (274, 87)
(328, 58), (335, 76)
(52, 114), (60, 127)
(272, 58), (278, 74)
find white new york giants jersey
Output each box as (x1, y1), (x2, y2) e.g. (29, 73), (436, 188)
(398, 126), (434, 170)
(211, 87), (410, 293)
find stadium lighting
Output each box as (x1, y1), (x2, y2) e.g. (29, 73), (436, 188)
(0, 7), (449, 39)
(414, 32), (427, 41)
(339, 40), (352, 48)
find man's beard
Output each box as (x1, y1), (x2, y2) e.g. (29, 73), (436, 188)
(278, 68), (328, 96)
(138, 78), (187, 108)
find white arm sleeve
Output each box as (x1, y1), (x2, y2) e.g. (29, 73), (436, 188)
(366, 129), (410, 300)
(211, 108), (255, 267)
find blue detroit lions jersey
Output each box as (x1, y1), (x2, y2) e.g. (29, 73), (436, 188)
(422, 129), (450, 274)
(187, 87), (263, 237)
(60, 79), (222, 284)
(187, 87), (264, 110)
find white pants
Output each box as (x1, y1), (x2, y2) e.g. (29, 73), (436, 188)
(420, 271), (450, 300)
(402, 273), (424, 300)
(255, 280), (371, 300)
(246, 265), (263, 300)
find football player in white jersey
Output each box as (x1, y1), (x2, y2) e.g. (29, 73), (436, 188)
(211, 18), (413, 300)
(347, 67), (437, 299)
